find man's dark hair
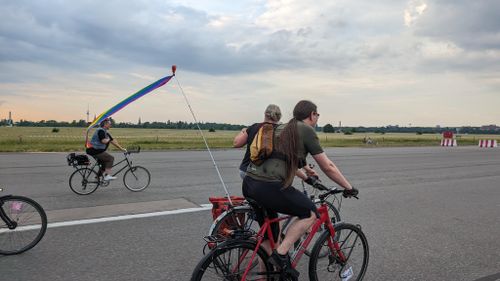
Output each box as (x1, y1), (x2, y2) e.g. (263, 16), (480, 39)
(276, 100), (317, 187)
(99, 118), (111, 127)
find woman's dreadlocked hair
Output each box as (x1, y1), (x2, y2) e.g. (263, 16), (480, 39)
(276, 100), (317, 188)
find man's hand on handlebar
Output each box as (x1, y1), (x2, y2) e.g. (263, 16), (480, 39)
(304, 176), (319, 186)
(343, 187), (359, 198)
(304, 176), (330, 191)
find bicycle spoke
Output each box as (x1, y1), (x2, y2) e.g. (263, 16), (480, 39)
(193, 241), (268, 281)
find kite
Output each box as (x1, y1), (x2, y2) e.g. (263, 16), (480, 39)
(85, 65), (176, 148)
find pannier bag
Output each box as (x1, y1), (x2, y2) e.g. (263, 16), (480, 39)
(67, 153), (90, 166)
(208, 196), (246, 237)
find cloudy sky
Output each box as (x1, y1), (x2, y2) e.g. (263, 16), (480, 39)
(1, 0), (499, 127)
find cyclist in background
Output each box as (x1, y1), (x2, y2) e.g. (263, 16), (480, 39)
(233, 104), (282, 180)
(86, 118), (126, 181)
(243, 100), (358, 275)
(234, 104), (319, 182)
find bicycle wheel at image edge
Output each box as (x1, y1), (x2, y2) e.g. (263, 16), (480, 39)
(191, 240), (274, 281)
(123, 166), (151, 192)
(0, 196), (47, 255)
(69, 167), (100, 195)
(308, 223), (369, 281)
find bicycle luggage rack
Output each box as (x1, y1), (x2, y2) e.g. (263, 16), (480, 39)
(66, 153), (90, 168)
(202, 229), (255, 254)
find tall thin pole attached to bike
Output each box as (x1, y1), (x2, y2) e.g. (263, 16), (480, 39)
(174, 75), (234, 206)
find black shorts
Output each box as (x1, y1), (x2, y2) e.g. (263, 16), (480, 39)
(242, 176), (317, 240)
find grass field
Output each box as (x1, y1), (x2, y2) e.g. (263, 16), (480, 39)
(0, 127), (498, 152)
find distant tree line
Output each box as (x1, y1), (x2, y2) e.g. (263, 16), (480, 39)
(1, 118), (498, 134)
(320, 123), (500, 135)
(0, 118), (245, 131)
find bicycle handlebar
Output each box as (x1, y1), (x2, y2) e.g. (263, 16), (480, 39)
(314, 183), (359, 200)
(125, 146), (141, 154)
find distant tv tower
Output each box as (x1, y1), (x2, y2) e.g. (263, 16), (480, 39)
(8, 111), (13, 127)
(86, 104), (90, 123)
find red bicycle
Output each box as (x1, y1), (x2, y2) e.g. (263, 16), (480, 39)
(191, 186), (369, 281)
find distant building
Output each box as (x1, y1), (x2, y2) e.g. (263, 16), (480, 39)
(480, 125), (499, 131)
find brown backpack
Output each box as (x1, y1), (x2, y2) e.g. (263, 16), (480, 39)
(249, 123), (276, 165)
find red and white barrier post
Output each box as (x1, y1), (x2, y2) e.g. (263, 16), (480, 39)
(441, 131), (457, 147)
(478, 140), (498, 148)
(441, 139), (457, 147)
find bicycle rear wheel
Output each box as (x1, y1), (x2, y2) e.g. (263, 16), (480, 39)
(69, 168), (100, 195)
(191, 240), (273, 281)
(308, 223), (369, 281)
(0, 196), (47, 255)
(123, 166), (151, 192)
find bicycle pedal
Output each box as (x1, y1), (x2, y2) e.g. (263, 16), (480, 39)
(284, 268), (300, 279)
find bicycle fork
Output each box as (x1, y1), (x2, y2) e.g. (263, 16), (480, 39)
(0, 202), (17, 229)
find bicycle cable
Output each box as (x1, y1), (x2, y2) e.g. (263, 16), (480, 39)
(173, 74), (233, 205)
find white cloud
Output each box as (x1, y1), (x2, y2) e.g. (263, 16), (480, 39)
(0, 0), (499, 126)
(404, 0), (427, 27)
(417, 39), (462, 59)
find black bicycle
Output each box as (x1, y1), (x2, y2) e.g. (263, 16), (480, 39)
(67, 147), (151, 195)
(0, 187), (47, 255)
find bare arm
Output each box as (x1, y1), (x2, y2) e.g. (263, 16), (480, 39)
(233, 128), (248, 148)
(295, 169), (308, 181)
(302, 165), (319, 178)
(312, 152), (352, 190)
(110, 139), (126, 151)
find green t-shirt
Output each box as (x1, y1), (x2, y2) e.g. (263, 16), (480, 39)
(246, 120), (323, 182)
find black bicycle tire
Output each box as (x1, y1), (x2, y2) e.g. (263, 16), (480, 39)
(69, 168), (100, 195)
(123, 166), (151, 192)
(308, 223), (369, 281)
(191, 239), (273, 281)
(209, 205), (255, 237)
(0, 196), (48, 255)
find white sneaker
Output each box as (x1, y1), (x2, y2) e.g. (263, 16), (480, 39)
(103, 174), (117, 181)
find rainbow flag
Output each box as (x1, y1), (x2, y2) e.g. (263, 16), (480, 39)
(86, 67), (176, 147)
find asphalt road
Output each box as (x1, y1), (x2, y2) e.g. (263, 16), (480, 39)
(1, 147), (499, 281)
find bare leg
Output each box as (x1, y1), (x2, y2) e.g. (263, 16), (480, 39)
(276, 211), (316, 255)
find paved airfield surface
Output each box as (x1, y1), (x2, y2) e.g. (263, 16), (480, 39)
(1, 147), (499, 280)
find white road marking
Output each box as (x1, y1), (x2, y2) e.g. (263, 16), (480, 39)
(47, 205), (213, 229)
(0, 205), (213, 232)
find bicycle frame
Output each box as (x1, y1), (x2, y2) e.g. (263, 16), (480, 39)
(109, 155), (133, 177)
(241, 202), (347, 280)
(86, 153), (134, 178)
(0, 196), (16, 229)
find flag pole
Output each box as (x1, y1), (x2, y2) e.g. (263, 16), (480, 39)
(172, 66), (233, 205)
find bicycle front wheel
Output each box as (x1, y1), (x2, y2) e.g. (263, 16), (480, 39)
(123, 166), (151, 191)
(300, 200), (342, 256)
(69, 168), (100, 195)
(308, 223), (369, 281)
(0, 196), (47, 255)
(191, 240), (273, 281)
